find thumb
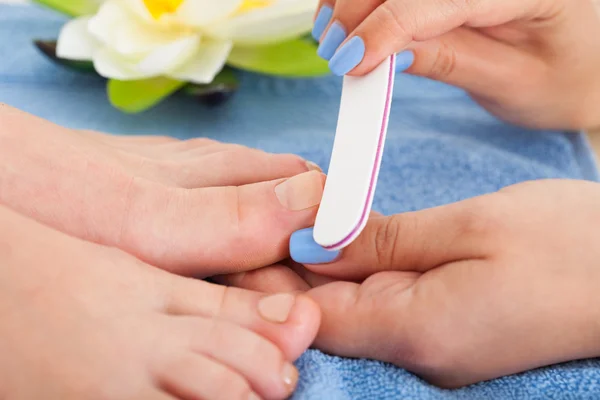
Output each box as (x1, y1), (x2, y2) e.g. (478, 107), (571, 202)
(291, 196), (493, 280)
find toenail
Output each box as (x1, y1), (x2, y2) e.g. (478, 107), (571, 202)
(258, 293), (295, 323)
(305, 160), (323, 172)
(274, 171), (323, 211)
(247, 391), (261, 400)
(282, 362), (298, 391)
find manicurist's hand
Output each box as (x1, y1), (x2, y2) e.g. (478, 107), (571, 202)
(311, 0), (600, 130)
(225, 179), (600, 388)
(0, 104), (324, 277)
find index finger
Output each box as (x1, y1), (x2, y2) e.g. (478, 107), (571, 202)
(334, 0), (557, 76)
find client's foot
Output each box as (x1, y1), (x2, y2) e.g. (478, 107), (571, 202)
(0, 205), (320, 399)
(0, 105), (324, 277)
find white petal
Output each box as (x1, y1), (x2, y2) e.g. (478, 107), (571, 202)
(89, 0), (189, 58)
(56, 17), (99, 61)
(175, 0), (243, 26)
(169, 40), (232, 84)
(113, 19), (190, 57)
(88, 0), (130, 45)
(137, 35), (201, 75)
(204, 0), (318, 45)
(93, 48), (156, 80)
(121, 0), (154, 21)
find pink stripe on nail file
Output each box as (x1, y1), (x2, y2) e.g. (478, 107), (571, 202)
(313, 55), (396, 251)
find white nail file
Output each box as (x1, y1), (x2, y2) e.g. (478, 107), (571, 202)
(313, 55), (396, 251)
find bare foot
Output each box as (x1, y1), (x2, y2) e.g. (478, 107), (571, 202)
(0, 105), (324, 277)
(0, 205), (320, 399)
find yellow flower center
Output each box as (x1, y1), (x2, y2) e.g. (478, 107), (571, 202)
(143, 0), (274, 20)
(235, 0), (273, 14)
(143, 0), (184, 19)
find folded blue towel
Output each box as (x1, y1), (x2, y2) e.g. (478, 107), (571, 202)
(1, 4), (600, 399)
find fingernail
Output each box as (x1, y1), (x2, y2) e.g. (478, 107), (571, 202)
(258, 293), (296, 323)
(395, 50), (415, 72)
(329, 36), (365, 76)
(290, 227), (340, 264)
(282, 363), (299, 392)
(317, 21), (346, 60)
(312, 5), (333, 41)
(247, 392), (261, 400)
(275, 171), (323, 211)
(306, 160), (322, 172)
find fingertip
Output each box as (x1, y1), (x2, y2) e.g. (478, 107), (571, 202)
(317, 21), (347, 60)
(312, 4), (334, 41)
(289, 227), (341, 265)
(328, 36), (366, 76)
(395, 50), (416, 73)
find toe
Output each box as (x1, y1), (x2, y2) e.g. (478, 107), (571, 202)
(165, 316), (298, 399)
(155, 353), (257, 400)
(213, 264), (311, 293)
(162, 277), (321, 361)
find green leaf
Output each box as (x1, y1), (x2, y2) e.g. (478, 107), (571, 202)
(182, 68), (238, 97)
(107, 69), (240, 113)
(31, 0), (100, 17)
(34, 40), (96, 73)
(227, 38), (330, 78)
(108, 77), (186, 114)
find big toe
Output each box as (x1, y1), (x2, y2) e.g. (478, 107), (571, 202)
(161, 274), (321, 360)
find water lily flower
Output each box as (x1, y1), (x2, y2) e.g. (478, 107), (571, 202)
(56, 0), (318, 84)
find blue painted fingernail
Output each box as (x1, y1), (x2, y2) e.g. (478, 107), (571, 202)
(395, 50), (415, 72)
(312, 5), (333, 41)
(317, 21), (346, 61)
(290, 228), (340, 264)
(329, 36), (365, 76)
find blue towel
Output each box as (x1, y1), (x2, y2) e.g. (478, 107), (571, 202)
(2, 4), (600, 399)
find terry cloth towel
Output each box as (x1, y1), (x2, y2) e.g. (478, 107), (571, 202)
(1, 4), (600, 399)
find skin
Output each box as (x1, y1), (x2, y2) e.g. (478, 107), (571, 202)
(314, 0), (600, 130)
(0, 104), (329, 399)
(223, 180), (600, 388)
(0, 203), (321, 400)
(218, 0), (600, 388)
(0, 104), (325, 277)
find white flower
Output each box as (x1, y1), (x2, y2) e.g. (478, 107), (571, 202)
(57, 0), (318, 84)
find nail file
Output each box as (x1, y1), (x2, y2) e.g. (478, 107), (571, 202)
(313, 55), (396, 251)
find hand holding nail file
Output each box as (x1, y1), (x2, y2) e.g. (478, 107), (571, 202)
(312, 54), (396, 251)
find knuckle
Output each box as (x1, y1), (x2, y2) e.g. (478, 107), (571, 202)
(375, 2), (413, 41)
(373, 216), (403, 267)
(426, 39), (458, 80)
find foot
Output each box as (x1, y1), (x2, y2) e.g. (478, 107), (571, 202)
(0, 105), (325, 277)
(0, 205), (320, 399)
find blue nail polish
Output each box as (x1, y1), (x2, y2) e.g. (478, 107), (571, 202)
(317, 21), (347, 61)
(395, 50), (415, 72)
(290, 228), (340, 264)
(329, 36), (365, 76)
(312, 5), (333, 41)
